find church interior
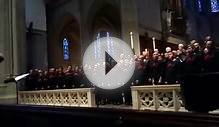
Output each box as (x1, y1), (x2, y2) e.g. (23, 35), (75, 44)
(1, 0), (219, 126)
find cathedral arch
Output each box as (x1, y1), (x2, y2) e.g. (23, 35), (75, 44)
(48, 13), (81, 67)
(87, 0), (121, 41)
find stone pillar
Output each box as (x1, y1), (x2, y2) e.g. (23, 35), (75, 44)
(0, 0), (26, 82)
(79, 0), (94, 55)
(0, 0), (13, 81)
(12, 0), (26, 75)
(120, 0), (140, 55)
(0, 0), (26, 104)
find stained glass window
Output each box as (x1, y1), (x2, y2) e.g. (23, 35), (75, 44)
(211, 0), (219, 12)
(63, 38), (70, 60)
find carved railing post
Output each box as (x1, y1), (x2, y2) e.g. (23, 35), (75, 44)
(153, 89), (159, 110)
(131, 85), (186, 112)
(173, 89), (179, 111)
(87, 88), (95, 107)
(131, 87), (140, 110)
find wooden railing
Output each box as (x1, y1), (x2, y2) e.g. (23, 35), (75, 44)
(18, 88), (96, 107)
(131, 85), (186, 112)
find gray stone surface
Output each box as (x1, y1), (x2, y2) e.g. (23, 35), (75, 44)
(0, 83), (17, 104)
(0, 0), (25, 104)
(0, 0), (13, 78)
(27, 29), (48, 69)
(121, 0), (140, 55)
(0, 0), (26, 81)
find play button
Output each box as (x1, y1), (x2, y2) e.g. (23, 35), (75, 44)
(105, 51), (117, 75)
(83, 37), (135, 90)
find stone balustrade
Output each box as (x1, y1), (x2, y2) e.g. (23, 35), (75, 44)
(18, 85), (187, 111)
(131, 85), (186, 112)
(18, 88), (96, 107)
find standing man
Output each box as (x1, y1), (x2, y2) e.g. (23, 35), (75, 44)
(165, 51), (178, 84)
(150, 52), (162, 85)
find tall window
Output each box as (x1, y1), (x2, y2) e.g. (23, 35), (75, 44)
(95, 33), (101, 59)
(211, 0), (219, 12)
(63, 38), (70, 60)
(106, 32), (111, 54)
(197, 0), (202, 12)
(94, 31), (113, 59)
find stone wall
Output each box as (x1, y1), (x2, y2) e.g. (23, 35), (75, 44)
(184, 0), (219, 45)
(47, 0), (142, 65)
(25, 0), (48, 69)
(136, 0), (162, 38)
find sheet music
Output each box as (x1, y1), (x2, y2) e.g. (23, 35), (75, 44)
(15, 73), (29, 81)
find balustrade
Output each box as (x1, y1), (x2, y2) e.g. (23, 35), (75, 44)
(131, 85), (186, 112)
(18, 85), (187, 112)
(18, 88), (96, 107)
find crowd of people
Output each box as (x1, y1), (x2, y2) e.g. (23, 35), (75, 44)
(25, 65), (88, 91)
(134, 36), (219, 86)
(25, 36), (219, 105)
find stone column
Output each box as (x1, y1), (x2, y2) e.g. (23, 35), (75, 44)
(0, 0), (26, 104)
(0, 0), (13, 81)
(79, 0), (94, 55)
(0, 0), (26, 82)
(120, 0), (140, 55)
(12, 0), (26, 75)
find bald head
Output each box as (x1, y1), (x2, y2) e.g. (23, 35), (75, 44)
(178, 43), (184, 51)
(205, 36), (212, 41)
(190, 40), (197, 45)
(165, 47), (171, 53)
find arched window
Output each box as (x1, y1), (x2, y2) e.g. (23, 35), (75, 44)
(63, 38), (70, 60)
(211, 0), (219, 12)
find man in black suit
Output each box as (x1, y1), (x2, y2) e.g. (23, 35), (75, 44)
(165, 51), (178, 84)
(150, 52), (163, 85)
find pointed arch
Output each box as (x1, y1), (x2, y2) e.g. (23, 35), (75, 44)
(48, 13), (81, 67)
(86, 0), (121, 41)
